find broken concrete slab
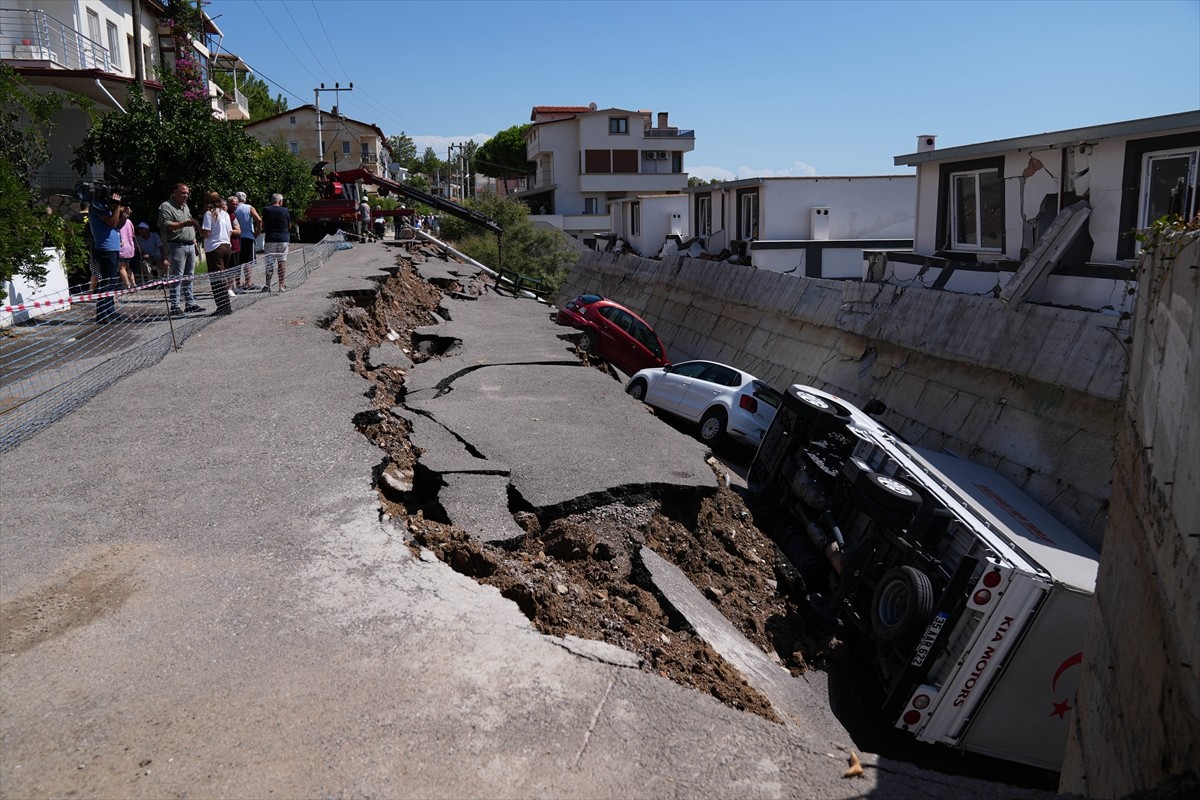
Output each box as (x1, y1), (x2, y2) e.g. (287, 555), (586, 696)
(389, 407), (508, 475)
(367, 341), (414, 370)
(406, 363), (717, 516)
(638, 546), (848, 743)
(440, 473), (526, 543)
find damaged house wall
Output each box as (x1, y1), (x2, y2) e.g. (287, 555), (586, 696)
(557, 250), (1128, 548)
(1060, 234), (1200, 798)
(889, 112), (1199, 310)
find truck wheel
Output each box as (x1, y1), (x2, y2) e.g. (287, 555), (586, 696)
(859, 471), (922, 513)
(870, 566), (934, 643)
(790, 388), (851, 421)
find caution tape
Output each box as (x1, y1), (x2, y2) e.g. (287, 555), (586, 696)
(5, 267), (249, 311)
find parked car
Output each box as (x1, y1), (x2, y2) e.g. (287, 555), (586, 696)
(624, 360), (782, 447)
(556, 294), (670, 375)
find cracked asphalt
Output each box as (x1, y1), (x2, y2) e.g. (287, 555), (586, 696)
(0, 242), (1054, 798)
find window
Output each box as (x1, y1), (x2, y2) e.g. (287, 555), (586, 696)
(361, 142), (369, 158)
(701, 364), (741, 387)
(673, 362), (711, 379)
(738, 190), (759, 240)
(584, 197), (599, 215)
(126, 34), (134, 73)
(672, 152), (682, 173)
(342, 141), (351, 155)
(630, 320), (662, 358)
(609, 117), (628, 135)
(289, 115), (297, 125)
(612, 150), (638, 173)
(289, 141), (299, 155)
(87, 10), (101, 45)
(106, 20), (121, 69)
(631, 202), (641, 236)
(585, 150), (611, 173)
(1139, 147), (1198, 229)
(696, 194), (711, 237)
(949, 168), (1002, 250)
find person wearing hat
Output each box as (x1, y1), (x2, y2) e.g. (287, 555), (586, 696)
(135, 219), (165, 282)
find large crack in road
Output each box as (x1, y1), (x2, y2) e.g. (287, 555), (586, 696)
(320, 242), (1060, 792)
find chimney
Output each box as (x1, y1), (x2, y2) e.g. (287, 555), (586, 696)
(331, 104), (338, 117)
(657, 112), (668, 129)
(917, 134), (937, 153)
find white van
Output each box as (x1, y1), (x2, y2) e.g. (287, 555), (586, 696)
(747, 384), (1098, 770)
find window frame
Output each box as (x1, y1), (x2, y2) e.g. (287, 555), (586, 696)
(695, 194), (712, 237)
(737, 189), (759, 240)
(106, 20), (121, 69)
(584, 197), (599, 215)
(935, 156), (1006, 256)
(948, 167), (1003, 251)
(1137, 147), (1199, 230)
(630, 201), (641, 236)
(289, 141), (299, 155)
(609, 116), (628, 135)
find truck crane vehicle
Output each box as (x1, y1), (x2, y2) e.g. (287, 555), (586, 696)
(298, 162), (501, 243)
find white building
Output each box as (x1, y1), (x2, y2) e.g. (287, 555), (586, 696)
(602, 194), (689, 257)
(877, 112), (1200, 309)
(517, 104), (696, 245)
(2, 0), (240, 191)
(687, 176), (915, 278)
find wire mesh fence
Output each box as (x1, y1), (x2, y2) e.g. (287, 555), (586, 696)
(1, 236), (345, 453)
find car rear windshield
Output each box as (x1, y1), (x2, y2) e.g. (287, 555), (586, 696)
(753, 382), (783, 408)
(577, 294), (604, 305)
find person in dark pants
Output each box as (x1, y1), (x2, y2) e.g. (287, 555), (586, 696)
(88, 192), (126, 323)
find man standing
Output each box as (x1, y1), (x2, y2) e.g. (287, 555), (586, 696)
(234, 191), (261, 288)
(261, 193), (291, 293)
(358, 196), (371, 241)
(157, 183), (203, 315)
(88, 191), (125, 323)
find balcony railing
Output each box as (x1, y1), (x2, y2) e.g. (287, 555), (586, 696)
(644, 128), (695, 138)
(0, 8), (112, 72)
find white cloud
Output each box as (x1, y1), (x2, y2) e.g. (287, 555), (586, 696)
(689, 161), (818, 181)
(410, 133), (493, 153)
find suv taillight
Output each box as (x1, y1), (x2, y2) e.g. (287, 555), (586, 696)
(739, 394), (758, 413)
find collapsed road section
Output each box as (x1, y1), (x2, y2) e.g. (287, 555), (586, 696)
(321, 239), (1060, 791)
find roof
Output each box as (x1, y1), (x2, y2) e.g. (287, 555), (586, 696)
(894, 110), (1200, 166)
(530, 105), (593, 120)
(245, 104), (389, 146)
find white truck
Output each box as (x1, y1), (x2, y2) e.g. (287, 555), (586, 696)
(747, 384), (1099, 770)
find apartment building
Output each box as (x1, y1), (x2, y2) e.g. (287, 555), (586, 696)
(517, 103), (695, 244)
(244, 104), (392, 180)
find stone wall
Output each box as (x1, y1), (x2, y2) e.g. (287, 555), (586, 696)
(1060, 234), (1200, 796)
(557, 251), (1129, 547)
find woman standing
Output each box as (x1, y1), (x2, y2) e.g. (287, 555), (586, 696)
(200, 191), (239, 315)
(117, 207), (136, 288)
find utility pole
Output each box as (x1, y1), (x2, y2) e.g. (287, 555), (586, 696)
(314, 82), (353, 162)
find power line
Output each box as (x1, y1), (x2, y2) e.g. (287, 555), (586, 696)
(252, 0), (320, 84)
(309, 0), (349, 81)
(283, 2), (335, 80)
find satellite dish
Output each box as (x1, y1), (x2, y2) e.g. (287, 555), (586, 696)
(588, 102), (597, 110)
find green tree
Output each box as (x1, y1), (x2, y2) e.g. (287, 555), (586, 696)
(417, 146), (444, 177)
(387, 132), (417, 169)
(439, 193), (576, 291)
(73, 73), (312, 223)
(212, 72), (288, 122)
(474, 125), (533, 178)
(0, 64), (85, 300)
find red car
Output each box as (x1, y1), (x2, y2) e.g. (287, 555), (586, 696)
(556, 294), (671, 375)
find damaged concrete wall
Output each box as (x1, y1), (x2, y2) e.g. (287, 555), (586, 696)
(1060, 234), (1200, 797)
(557, 252), (1129, 547)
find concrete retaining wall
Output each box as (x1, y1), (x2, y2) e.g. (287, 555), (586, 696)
(1060, 234), (1200, 796)
(557, 251), (1130, 547)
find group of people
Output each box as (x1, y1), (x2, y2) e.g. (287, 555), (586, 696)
(86, 183), (293, 322)
(356, 197), (441, 242)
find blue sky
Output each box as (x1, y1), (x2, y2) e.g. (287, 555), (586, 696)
(210, 0), (1200, 179)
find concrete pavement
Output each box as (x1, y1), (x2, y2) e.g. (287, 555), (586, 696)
(0, 243), (1050, 798)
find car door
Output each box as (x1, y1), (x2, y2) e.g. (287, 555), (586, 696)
(677, 363), (737, 421)
(593, 306), (629, 367)
(647, 361), (711, 413)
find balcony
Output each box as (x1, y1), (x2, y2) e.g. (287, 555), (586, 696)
(223, 85), (249, 120)
(0, 8), (112, 72)
(644, 128), (695, 138)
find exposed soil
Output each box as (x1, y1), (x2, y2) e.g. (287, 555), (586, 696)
(322, 243), (1060, 792)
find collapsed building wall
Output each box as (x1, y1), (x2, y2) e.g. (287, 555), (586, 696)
(1060, 234), (1200, 797)
(557, 251), (1129, 548)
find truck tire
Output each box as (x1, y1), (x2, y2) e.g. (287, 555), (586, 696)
(789, 387), (851, 422)
(870, 566), (934, 643)
(860, 472), (922, 513)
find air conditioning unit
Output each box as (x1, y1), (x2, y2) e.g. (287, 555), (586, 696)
(657, 151), (668, 160)
(644, 151), (657, 160)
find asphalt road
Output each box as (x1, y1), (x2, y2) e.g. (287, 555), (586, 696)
(0, 243), (1052, 798)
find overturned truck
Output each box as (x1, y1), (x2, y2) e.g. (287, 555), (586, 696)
(748, 384), (1099, 770)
